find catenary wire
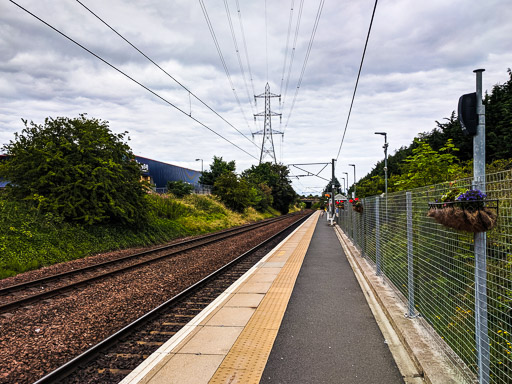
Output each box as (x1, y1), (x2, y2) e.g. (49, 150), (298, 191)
(199, 0), (253, 133)
(9, 0), (259, 162)
(335, 0), (379, 161)
(283, 0), (325, 133)
(74, 0), (258, 149)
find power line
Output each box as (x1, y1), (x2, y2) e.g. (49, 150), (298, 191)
(283, 0), (325, 133)
(235, 0), (256, 105)
(74, 0), (258, 150)
(9, 0), (259, 162)
(199, 0), (253, 133)
(279, 0), (295, 96)
(281, 0), (304, 113)
(265, 0), (268, 82)
(222, 0), (255, 115)
(335, 0), (379, 161)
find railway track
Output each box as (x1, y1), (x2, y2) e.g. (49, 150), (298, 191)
(32, 211), (312, 383)
(0, 214), (295, 313)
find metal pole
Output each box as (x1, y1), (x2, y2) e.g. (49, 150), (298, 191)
(384, 135), (388, 223)
(473, 68), (489, 384)
(376, 197), (381, 276)
(362, 198), (366, 257)
(352, 203), (357, 242)
(349, 164), (356, 198)
(406, 192), (415, 317)
(331, 159), (336, 222)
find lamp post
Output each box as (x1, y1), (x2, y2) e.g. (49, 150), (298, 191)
(195, 158), (203, 173)
(341, 177), (345, 195)
(343, 172), (349, 195)
(349, 164), (356, 198)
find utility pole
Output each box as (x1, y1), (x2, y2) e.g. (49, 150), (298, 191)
(253, 83), (282, 164)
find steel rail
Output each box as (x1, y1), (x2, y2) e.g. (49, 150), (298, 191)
(33, 211), (312, 383)
(0, 214), (295, 313)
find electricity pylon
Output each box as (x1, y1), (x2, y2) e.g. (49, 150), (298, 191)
(253, 83), (282, 164)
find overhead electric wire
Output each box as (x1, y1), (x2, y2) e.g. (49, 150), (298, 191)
(199, 0), (253, 133)
(265, 0), (268, 82)
(283, 0), (325, 132)
(281, 0), (304, 113)
(235, 0), (256, 105)
(9, 0), (259, 162)
(74, 0), (258, 149)
(335, 0), (379, 161)
(222, 0), (255, 115)
(279, 0), (295, 96)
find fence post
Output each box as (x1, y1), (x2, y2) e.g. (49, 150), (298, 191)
(376, 197), (381, 276)
(473, 68), (490, 384)
(361, 198), (366, 257)
(352, 206), (357, 245)
(406, 192), (415, 317)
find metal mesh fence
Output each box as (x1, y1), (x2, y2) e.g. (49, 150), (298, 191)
(337, 170), (512, 383)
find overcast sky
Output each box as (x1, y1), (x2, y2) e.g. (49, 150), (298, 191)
(1, 0), (511, 195)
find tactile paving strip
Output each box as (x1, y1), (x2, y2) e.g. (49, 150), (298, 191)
(209, 213), (319, 384)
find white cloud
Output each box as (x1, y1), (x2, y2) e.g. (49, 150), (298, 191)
(1, 0), (511, 195)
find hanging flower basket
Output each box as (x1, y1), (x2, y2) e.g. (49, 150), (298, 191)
(349, 198), (363, 213)
(427, 189), (498, 232)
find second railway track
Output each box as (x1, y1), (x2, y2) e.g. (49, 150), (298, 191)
(1, 211), (312, 384)
(0, 214), (294, 313)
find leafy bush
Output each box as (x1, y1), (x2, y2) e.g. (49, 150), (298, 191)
(0, 192), (276, 279)
(0, 115), (148, 225)
(167, 180), (194, 198)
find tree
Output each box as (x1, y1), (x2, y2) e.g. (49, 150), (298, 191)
(166, 180), (194, 198)
(198, 156), (236, 191)
(0, 115), (147, 225)
(242, 162), (297, 214)
(394, 139), (464, 190)
(214, 172), (257, 212)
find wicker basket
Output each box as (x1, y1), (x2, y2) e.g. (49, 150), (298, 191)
(427, 200), (498, 232)
(352, 205), (363, 213)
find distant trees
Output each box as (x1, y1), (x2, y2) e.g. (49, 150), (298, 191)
(0, 115), (147, 225)
(198, 156), (236, 191)
(167, 180), (194, 198)
(242, 162), (297, 214)
(199, 158), (298, 214)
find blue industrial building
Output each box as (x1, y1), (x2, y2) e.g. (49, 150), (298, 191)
(135, 155), (201, 190)
(0, 154), (203, 192)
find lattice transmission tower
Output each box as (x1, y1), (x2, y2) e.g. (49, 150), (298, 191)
(253, 83), (283, 164)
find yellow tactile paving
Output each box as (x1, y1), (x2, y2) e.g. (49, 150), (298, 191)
(120, 212), (319, 384)
(208, 213), (318, 384)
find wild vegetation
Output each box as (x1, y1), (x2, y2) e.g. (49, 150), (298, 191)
(0, 116), (299, 279)
(352, 69), (512, 198)
(0, 191), (279, 279)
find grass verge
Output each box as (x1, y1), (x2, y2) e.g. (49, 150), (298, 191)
(0, 193), (280, 279)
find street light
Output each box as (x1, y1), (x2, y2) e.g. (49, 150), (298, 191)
(349, 164), (356, 198)
(340, 177), (345, 195)
(195, 158), (203, 173)
(374, 132), (388, 196)
(343, 172), (349, 195)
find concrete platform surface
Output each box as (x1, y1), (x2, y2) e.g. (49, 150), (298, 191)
(120, 212), (419, 384)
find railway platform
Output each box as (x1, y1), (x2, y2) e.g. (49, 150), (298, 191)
(120, 211), (422, 384)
